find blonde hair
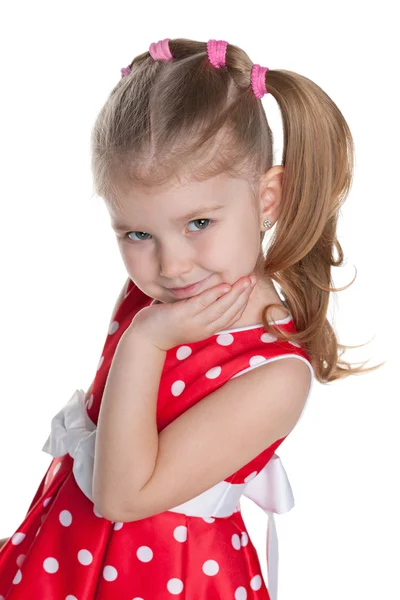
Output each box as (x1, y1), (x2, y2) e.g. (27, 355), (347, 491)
(90, 37), (385, 384)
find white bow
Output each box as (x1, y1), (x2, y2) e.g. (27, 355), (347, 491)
(42, 389), (96, 502)
(242, 454), (295, 600)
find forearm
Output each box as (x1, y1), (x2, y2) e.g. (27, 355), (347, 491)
(93, 327), (166, 519)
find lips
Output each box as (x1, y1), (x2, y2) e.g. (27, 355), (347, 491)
(169, 276), (210, 297)
(170, 281), (202, 291)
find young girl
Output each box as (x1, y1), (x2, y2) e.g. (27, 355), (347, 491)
(0, 38), (384, 600)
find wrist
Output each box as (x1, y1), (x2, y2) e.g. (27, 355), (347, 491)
(122, 323), (166, 355)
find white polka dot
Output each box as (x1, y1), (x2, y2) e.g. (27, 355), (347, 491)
(103, 565), (118, 581)
(202, 559), (219, 576)
(249, 355), (266, 367)
(97, 355), (104, 371)
(202, 517), (215, 523)
(87, 394), (94, 410)
(53, 462), (62, 477)
(171, 380), (185, 396)
(244, 471), (258, 483)
(137, 546), (153, 562)
(93, 505), (104, 518)
(261, 332), (278, 343)
(241, 532), (249, 546)
(43, 496), (52, 508)
(0, 595), (5, 599)
(108, 321), (120, 335)
(113, 521), (123, 530)
(173, 525), (187, 542)
(132, 598), (144, 600)
(78, 549), (93, 565)
(11, 533), (25, 546)
(59, 510), (72, 527)
(176, 345), (192, 360)
(66, 596), (78, 600)
(231, 533), (241, 550)
(167, 578), (184, 594)
(43, 557), (59, 573)
(16, 554), (26, 567)
(250, 574), (262, 590)
(12, 569), (22, 584)
(216, 333), (234, 346)
(205, 366), (222, 379)
(235, 586), (247, 599)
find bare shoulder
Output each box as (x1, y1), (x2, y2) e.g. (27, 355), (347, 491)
(229, 354), (312, 438)
(260, 354), (312, 385)
(237, 353), (312, 395)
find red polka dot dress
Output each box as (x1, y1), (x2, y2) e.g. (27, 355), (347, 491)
(0, 280), (314, 600)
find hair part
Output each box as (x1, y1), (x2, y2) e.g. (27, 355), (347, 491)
(90, 37), (385, 384)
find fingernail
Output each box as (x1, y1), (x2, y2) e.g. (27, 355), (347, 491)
(251, 277), (257, 286)
(243, 281), (250, 289)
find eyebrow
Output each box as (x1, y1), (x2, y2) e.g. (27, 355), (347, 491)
(112, 203), (226, 230)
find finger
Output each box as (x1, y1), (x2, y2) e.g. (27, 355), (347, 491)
(219, 297), (251, 330)
(211, 281), (256, 326)
(191, 276), (256, 327)
(217, 277), (256, 309)
(193, 281), (236, 310)
(196, 279), (254, 330)
(196, 277), (252, 310)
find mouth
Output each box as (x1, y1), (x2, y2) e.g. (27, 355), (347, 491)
(168, 276), (210, 297)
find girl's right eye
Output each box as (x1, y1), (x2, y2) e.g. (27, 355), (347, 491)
(124, 218), (214, 242)
(125, 231), (150, 242)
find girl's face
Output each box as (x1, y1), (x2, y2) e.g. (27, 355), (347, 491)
(107, 173), (273, 316)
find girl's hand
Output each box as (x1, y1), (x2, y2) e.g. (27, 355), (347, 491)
(129, 275), (257, 351)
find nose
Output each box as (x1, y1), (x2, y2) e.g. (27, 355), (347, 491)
(158, 243), (194, 280)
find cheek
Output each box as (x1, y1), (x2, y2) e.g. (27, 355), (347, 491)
(210, 222), (258, 261)
(211, 223), (260, 279)
(118, 246), (147, 279)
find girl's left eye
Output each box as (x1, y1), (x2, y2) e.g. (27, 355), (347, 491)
(124, 218), (214, 242)
(187, 218), (213, 232)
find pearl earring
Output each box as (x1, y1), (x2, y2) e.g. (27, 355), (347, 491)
(263, 219), (272, 229)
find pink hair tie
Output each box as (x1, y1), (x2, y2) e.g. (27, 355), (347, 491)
(122, 39), (270, 100)
(149, 38), (174, 61)
(121, 38), (174, 78)
(206, 39), (228, 68)
(120, 66), (131, 78)
(251, 64), (269, 99)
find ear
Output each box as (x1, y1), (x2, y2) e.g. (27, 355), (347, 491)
(258, 166), (285, 224)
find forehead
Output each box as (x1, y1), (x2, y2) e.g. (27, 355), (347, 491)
(115, 172), (236, 202)
(107, 174), (251, 226)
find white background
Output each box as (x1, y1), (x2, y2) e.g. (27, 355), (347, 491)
(0, 1), (398, 599)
